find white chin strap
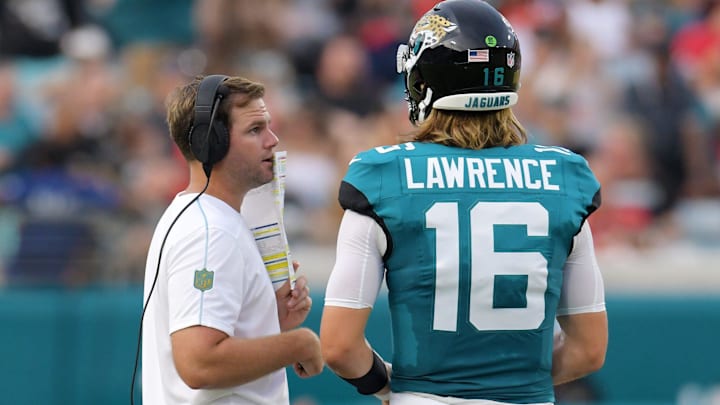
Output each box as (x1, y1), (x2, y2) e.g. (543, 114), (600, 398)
(433, 92), (518, 112)
(416, 87), (434, 124)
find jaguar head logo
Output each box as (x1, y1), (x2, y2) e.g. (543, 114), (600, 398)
(409, 14), (458, 55)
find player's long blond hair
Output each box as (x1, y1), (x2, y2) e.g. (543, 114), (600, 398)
(410, 108), (527, 149)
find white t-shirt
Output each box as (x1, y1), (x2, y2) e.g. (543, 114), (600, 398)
(142, 192), (288, 405)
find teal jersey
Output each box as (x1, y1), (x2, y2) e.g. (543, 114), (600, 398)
(339, 142), (601, 403)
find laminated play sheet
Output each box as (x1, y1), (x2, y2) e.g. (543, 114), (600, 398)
(240, 151), (295, 290)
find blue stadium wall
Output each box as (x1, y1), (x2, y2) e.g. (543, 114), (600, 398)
(0, 288), (718, 405)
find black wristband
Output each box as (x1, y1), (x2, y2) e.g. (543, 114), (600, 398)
(340, 351), (389, 395)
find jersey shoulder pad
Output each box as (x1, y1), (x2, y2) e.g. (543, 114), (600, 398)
(339, 143), (418, 213)
(340, 149), (385, 213)
(528, 144), (594, 174)
(348, 143), (418, 165)
(344, 149), (388, 179)
(532, 144), (602, 216)
(342, 143), (419, 182)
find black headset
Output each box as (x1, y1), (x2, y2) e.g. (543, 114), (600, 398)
(188, 74), (231, 178)
(130, 74), (230, 404)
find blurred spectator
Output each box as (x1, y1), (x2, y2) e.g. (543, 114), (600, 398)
(352, 1), (411, 88)
(6, 216), (98, 286)
(670, 0), (720, 80)
(310, 34), (383, 117)
(588, 116), (661, 249)
(23, 24), (119, 178)
(0, 0), (88, 57)
(519, 10), (619, 154)
(193, 0), (288, 73)
(280, 107), (340, 244)
(1, 22), (122, 286)
(565, 0), (632, 63)
(671, 0), (720, 128)
(498, 0), (567, 75)
(0, 60), (42, 171)
(622, 37), (719, 217)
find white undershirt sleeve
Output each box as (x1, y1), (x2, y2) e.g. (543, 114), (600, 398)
(324, 210), (387, 309)
(557, 221), (606, 316)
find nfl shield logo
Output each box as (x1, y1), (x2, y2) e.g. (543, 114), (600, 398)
(507, 52), (515, 68)
(194, 269), (214, 291)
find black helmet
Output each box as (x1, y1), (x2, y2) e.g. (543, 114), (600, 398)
(397, 0), (521, 125)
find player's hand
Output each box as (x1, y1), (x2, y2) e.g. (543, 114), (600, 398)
(276, 261), (312, 331)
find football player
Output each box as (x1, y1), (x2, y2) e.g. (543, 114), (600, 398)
(320, 1), (608, 404)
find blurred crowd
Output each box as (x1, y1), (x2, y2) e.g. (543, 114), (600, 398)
(0, 0), (719, 287)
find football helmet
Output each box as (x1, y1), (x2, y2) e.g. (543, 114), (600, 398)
(397, 0), (521, 125)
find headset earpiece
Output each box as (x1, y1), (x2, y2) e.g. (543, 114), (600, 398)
(188, 74), (230, 176)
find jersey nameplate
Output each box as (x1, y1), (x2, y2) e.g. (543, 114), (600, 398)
(403, 156), (561, 191)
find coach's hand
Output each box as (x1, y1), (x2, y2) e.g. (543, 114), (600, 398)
(276, 261), (312, 331)
(293, 328), (324, 378)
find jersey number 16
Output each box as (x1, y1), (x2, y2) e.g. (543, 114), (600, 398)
(426, 201), (549, 332)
